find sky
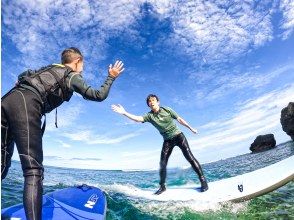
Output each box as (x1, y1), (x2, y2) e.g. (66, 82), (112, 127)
(1, 0), (294, 170)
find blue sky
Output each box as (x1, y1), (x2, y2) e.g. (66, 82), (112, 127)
(2, 0), (294, 170)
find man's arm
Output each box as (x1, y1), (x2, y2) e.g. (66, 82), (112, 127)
(70, 74), (115, 101)
(111, 104), (144, 122)
(69, 60), (124, 101)
(177, 117), (198, 134)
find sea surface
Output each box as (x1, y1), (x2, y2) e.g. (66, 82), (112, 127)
(2, 141), (294, 220)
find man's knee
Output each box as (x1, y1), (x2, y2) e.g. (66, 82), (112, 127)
(24, 168), (44, 187)
(185, 152), (197, 163)
(20, 154), (43, 177)
(24, 168), (44, 178)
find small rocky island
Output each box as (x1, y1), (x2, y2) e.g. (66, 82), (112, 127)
(249, 102), (293, 153)
(280, 102), (294, 141)
(250, 134), (276, 153)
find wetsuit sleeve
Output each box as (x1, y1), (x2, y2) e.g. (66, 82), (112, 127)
(68, 73), (115, 101)
(165, 107), (179, 119)
(142, 112), (151, 123)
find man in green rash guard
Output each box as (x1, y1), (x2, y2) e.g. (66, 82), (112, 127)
(112, 94), (208, 195)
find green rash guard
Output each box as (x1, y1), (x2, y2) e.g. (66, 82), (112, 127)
(143, 106), (182, 140)
(66, 72), (115, 101)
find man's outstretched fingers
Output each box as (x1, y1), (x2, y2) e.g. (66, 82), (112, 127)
(117, 61), (123, 69)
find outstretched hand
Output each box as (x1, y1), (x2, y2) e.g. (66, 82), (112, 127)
(191, 128), (198, 134)
(108, 60), (124, 78)
(111, 104), (126, 115)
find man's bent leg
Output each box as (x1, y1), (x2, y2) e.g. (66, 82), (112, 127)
(10, 89), (44, 220)
(177, 133), (208, 191)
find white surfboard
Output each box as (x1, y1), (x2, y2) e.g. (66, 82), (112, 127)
(119, 155), (294, 202)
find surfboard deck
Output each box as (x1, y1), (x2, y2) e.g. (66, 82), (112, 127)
(121, 155), (294, 202)
(1, 185), (106, 220)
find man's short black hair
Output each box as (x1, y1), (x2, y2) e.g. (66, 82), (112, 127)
(146, 94), (159, 106)
(61, 47), (83, 64)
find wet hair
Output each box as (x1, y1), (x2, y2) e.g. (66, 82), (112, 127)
(61, 47), (83, 64)
(146, 94), (159, 106)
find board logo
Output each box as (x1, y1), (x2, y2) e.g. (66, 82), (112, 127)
(238, 184), (243, 192)
(84, 194), (99, 209)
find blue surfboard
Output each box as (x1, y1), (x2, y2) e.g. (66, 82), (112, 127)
(2, 184), (106, 220)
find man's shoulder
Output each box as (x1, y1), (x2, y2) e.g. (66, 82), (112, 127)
(161, 106), (172, 112)
(161, 106), (179, 117)
(67, 71), (81, 77)
(51, 64), (77, 72)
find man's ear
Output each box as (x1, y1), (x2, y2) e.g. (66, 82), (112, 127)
(74, 58), (80, 64)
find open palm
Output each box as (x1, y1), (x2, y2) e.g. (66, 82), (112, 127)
(111, 104), (126, 114)
(108, 61), (124, 78)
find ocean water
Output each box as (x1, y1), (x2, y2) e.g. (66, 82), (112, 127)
(2, 141), (294, 220)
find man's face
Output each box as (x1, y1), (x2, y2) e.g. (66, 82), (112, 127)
(148, 97), (160, 110)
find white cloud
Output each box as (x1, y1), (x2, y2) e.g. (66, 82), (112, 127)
(57, 140), (71, 148)
(90, 1), (142, 32)
(45, 103), (84, 131)
(190, 63), (294, 103)
(61, 130), (141, 145)
(3, 0), (292, 70)
(280, 0), (294, 39)
(122, 149), (160, 158)
(44, 155), (63, 160)
(71, 157), (101, 161)
(2, 0), (143, 68)
(191, 84), (294, 150)
(151, 0), (275, 64)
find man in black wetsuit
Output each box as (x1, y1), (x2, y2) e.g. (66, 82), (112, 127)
(112, 94), (208, 195)
(1, 47), (124, 220)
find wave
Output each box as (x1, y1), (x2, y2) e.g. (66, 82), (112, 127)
(121, 168), (158, 172)
(101, 183), (248, 212)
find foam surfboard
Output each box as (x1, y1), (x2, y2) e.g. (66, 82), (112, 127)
(120, 155), (294, 202)
(1, 185), (106, 220)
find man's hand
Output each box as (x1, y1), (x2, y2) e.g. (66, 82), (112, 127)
(191, 128), (198, 134)
(111, 104), (126, 115)
(108, 60), (124, 78)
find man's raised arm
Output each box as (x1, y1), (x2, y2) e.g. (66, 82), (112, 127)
(111, 104), (144, 122)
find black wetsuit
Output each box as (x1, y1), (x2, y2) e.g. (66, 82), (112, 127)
(159, 132), (204, 186)
(143, 107), (207, 191)
(1, 64), (115, 220)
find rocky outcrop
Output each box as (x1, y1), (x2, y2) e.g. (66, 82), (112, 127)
(281, 102), (294, 141)
(250, 134), (276, 153)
